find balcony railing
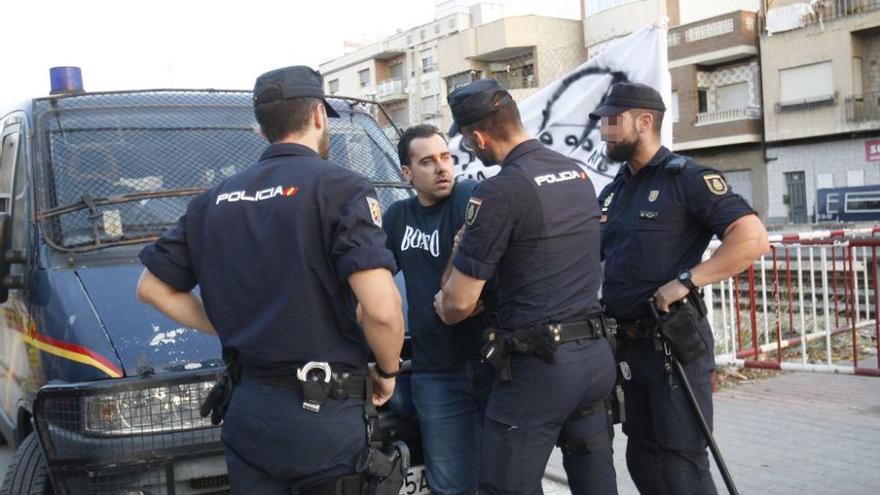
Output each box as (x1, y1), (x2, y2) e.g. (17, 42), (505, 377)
(494, 74), (537, 91)
(775, 93), (837, 113)
(802, 0), (880, 28)
(845, 92), (880, 122)
(695, 107), (762, 126)
(376, 78), (407, 101)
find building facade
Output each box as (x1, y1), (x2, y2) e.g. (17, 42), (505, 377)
(582, 0), (767, 217)
(762, 0), (880, 225)
(436, 15), (585, 131)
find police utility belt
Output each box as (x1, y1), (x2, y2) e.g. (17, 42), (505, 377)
(241, 362), (366, 412)
(482, 315), (617, 382)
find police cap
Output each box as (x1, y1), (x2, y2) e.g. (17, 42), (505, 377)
(447, 78), (514, 136)
(253, 65), (339, 117)
(589, 82), (666, 119)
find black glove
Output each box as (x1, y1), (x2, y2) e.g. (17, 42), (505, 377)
(200, 372), (233, 425)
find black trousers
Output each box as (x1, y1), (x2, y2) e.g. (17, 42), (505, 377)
(619, 318), (718, 495)
(221, 378), (366, 494)
(480, 338), (618, 495)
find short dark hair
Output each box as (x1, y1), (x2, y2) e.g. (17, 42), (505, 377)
(397, 124), (446, 167)
(254, 95), (322, 143)
(461, 92), (523, 141)
(628, 108), (664, 133)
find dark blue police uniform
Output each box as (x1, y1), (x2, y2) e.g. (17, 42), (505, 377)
(447, 79), (618, 492)
(140, 66), (396, 494)
(599, 146), (754, 495)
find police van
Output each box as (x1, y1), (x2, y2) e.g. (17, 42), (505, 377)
(0, 68), (427, 494)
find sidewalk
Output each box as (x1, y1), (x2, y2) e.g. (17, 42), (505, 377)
(545, 371), (880, 494)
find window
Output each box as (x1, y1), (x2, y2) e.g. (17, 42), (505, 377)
(716, 82), (749, 111)
(697, 89), (708, 113)
(0, 131), (20, 214)
(406, 35), (412, 45)
(358, 69), (370, 88)
(434, 23), (440, 34)
(446, 71), (475, 94)
(421, 50), (434, 73)
(827, 193), (839, 215)
(390, 63), (405, 80)
(670, 91), (680, 122)
(779, 61), (833, 103)
(449, 18), (457, 29)
(845, 191), (880, 213)
(847, 170), (865, 187)
(328, 79), (339, 95)
(420, 29), (426, 40)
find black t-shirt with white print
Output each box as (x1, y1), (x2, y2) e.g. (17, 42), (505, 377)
(383, 180), (485, 372)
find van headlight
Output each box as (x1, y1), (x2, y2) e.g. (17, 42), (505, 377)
(82, 380), (216, 436)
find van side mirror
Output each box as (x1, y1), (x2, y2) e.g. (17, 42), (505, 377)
(0, 212), (26, 304)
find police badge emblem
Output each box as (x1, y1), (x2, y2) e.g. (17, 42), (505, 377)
(702, 174), (728, 195)
(366, 197), (382, 227)
(465, 197), (483, 226)
(648, 190), (659, 202)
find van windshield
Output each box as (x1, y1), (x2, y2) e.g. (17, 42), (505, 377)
(33, 91), (410, 252)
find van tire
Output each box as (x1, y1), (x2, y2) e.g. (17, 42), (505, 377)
(0, 432), (52, 495)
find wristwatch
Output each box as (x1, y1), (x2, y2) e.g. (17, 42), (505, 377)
(677, 269), (697, 291)
(375, 358), (403, 379)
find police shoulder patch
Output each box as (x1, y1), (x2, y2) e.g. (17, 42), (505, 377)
(465, 197), (483, 226)
(702, 174), (728, 196)
(366, 197), (382, 227)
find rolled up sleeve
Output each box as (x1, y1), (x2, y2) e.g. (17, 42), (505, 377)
(138, 215), (197, 292)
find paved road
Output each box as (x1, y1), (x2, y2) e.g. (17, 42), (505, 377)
(2, 372), (878, 494)
(547, 371), (880, 495)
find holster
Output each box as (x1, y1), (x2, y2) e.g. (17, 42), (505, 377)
(649, 290), (709, 364)
(358, 442), (410, 495)
(199, 349), (240, 425)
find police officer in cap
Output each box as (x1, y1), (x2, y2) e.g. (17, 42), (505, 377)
(137, 65), (405, 494)
(593, 82), (769, 494)
(434, 79), (618, 495)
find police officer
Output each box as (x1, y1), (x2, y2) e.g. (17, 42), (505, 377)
(434, 79), (618, 495)
(593, 82), (769, 494)
(136, 65), (405, 494)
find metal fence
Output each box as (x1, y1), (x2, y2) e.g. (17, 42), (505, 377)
(708, 228), (880, 376)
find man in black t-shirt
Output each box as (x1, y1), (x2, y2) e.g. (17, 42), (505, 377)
(383, 125), (493, 495)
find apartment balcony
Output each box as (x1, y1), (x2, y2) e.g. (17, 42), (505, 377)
(375, 78), (407, 103)
(846, 92), (880, 122)
(801, 0), (880, 28)
(668, 11), (758, 68)
(695, 107), (762, 126)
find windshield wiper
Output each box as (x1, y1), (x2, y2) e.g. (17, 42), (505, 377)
(38, 188), (206, 220)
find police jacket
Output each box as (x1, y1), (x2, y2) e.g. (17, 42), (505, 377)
(140, 143), (397, 374)
(598, 146), (754, 321)
(453, 139), (603, 331)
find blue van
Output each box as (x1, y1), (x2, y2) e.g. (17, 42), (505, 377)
(0, 79), (424, 494)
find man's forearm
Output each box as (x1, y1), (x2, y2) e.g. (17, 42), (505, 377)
(349, 269), (405, 374)
(692, 215), (769, 287)
(137, 269), (216, 335)
(145, 291), (216, 335)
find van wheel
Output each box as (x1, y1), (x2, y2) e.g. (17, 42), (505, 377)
(0, 432), (53, 495)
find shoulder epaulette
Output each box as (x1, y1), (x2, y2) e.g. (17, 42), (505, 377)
(666, 156), (688, 176)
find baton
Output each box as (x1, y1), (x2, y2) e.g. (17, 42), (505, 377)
(649, 298), (739, 495)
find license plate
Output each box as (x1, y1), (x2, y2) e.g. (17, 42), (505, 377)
(400, 465), (430, 495)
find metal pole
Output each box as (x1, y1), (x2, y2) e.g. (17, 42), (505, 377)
(761, 255), (769, 345)
(822, 247), (833, 366)
(797, 246), (807, 365)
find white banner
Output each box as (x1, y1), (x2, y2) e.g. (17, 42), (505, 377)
(451, 23), (671, 194)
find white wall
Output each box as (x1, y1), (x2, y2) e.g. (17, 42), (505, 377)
(766, 137), (880, 223)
